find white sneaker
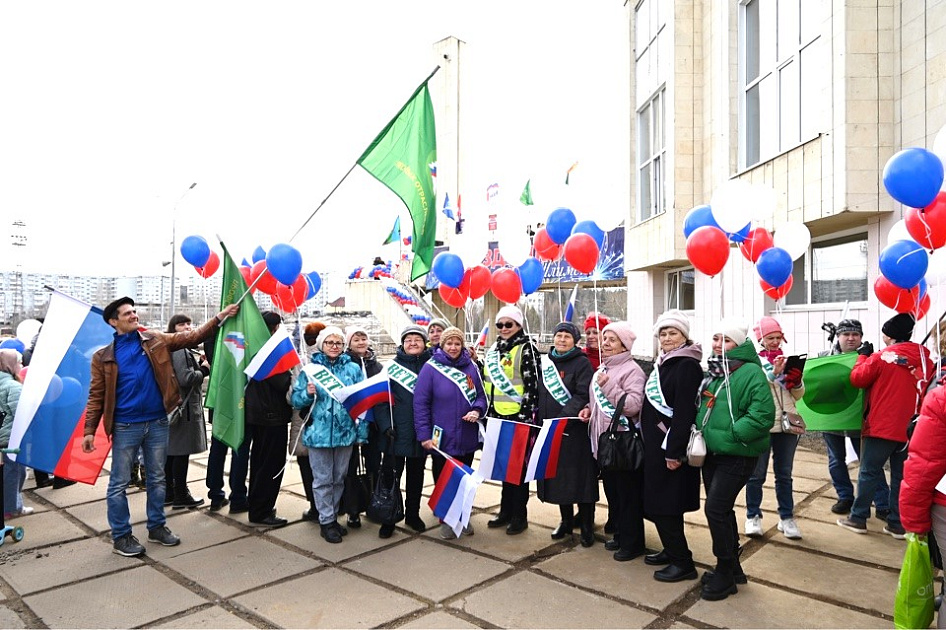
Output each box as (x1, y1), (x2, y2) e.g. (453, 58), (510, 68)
(462, 523), (474, 536)
(439, 523), (455, 539)
(745, 515), (763, 537)
(778, 518), (802, 540)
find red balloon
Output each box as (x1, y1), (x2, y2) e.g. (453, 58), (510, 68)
(291, 274), (308, 304)
(686, 226), (730, 276)
(916, 293), (932, 319)
(439, 283), (468, 308)
(251, 260), (278, 295)
(874, 276), (921, 312)
(760, 275), (793, 299)
(491, 268), (522, 304)
(533, 227), (563, 261)
(465, 265), (491, 300)
(273, 282), (298, 313)
(563, 233), (599, 274)
(906, 192), (946, 250)
(739, 227), (774, 263)
(239, 266), (254, 292)
(196, 251), (220, 278)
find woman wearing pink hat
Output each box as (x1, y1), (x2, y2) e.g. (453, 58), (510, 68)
(744, 317), (806, 541)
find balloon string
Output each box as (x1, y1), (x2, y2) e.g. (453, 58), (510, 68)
(896, 247), (927, 264)
(592, 277), (601, 366)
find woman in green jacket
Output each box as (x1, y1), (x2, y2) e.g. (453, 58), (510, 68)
(695, 319), (774, 602)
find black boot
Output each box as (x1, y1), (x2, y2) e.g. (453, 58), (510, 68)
(129, 464), (141, 488)
(164, 481), (175, 506)
(701, 560), (738, 601)
(578, 503), (595, 548)
(173, 486), (205, 510)
(551, 505), (575, 540)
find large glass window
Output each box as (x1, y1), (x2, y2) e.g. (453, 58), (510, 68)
(667, 268), (695, 310)
(638, 89), (666, 222)
(740, 0), (823, 168)
(785, 233), (869, 305)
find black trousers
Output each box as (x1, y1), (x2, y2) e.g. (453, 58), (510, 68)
(500, 481), (530, 521)
(297, 455), (315, 508)
(247, 423), (288, 522)
(702, 453), (756, 571)
(394, 454), (427, 517)
(164, 455), (190, 498)
(651, 513), (693, 568)
(602, 469), (644, 553)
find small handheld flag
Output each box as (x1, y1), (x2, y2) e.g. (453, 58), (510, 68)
(243, 326), (301, 381)
(476, 324), (489, 347)
(334, 372), (392, 422)
(524, 417), (568, 482)
(563, 285), (579, 323)
(429, 451), (481, 536)
(479, 417), (536, 484)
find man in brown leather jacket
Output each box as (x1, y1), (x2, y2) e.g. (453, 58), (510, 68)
(82, 296), (238, 557)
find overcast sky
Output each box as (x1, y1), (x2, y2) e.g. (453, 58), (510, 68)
(0, 1), (631, 281)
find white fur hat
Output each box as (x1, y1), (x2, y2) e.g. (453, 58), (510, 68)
(653, 309), (691, 339)
(717, 317), (749, 345)
(316, 326), (345, 352)
(496, 305), (524, 327)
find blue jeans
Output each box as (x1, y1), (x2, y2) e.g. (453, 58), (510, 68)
(205, 436), (249, 506)
(746, 432), (798, 520)
(3, 453), (25, 515)
(850, 436), (905, 527)
(823, 431), (889, 508)
(107, 418), (169, 540)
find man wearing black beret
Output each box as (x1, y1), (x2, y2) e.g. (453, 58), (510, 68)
(83, 296), (239, 557)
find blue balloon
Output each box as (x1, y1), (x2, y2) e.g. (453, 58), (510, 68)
(252, 246), (267, 264)
(727, 223), (751, 244)
(756, 247), (793, 288)
(879, 239), (929, 290)
(266, 243), (303, 286)
(180, 235), (211, 267)
(919, 277), (928, 300)
(241, 258), (250, 267)
(0, 338), (25, 354)
(883, 148), (944, 209)
(546, 208), (577, 244)
(683, 205), (720, 239)
(305, 271), (322, 300)
(431, 252), (465, 288)
(517, 257), (544, 295)
(572, 220), (606, 250)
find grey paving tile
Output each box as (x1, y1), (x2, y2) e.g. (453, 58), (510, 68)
(682, 580), (885, 628)
(24, 565), (205, 629)
(152, 605), (257, 628)
(162, 536), (319, 597)
(0, 537), (140, 594)
(269, 518), (407, 563)
(399, 611), (480, 628)
(29, 476), (109, 508)
(780, 517), (905, 569)
(64, 491), (151, 534)
(0, 603), (26, 629)
(450, 570), (656, 628)
(233, 568), (425, 628)
(346, 538), (509, 601)
(140, 510), (249, 560)
(422, 512), (557, 563)
(0, 509), (88, 551)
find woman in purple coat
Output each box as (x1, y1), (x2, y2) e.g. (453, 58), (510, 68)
(414, 326), (488, 539)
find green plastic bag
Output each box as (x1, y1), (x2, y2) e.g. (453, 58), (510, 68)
(894, 532), (935, 629)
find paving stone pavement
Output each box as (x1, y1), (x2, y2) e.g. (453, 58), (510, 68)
(0, 446), (910, 628)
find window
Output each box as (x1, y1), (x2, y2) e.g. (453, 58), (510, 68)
(638, 89), (666, 222)
(740, 0), (823, 167)
(785, 233), (868, 305)
(667, 268), (695, 310)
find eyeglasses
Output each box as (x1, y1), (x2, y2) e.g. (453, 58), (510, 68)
(495, 322), (516, 330)
(323, 340), (344, 347)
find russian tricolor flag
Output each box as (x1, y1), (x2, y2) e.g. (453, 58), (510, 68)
(335, 371), (392, 422)
(243, 326), (300, 381)
(479, 417), (536, 484)
(476, 324), (489, 347)
(428, 451), (480, 537)
(563, 285), (579, 323)
(524, 417), (568, 482)
(10, 291), (115, 484)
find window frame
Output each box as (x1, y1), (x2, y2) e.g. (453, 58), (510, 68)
(666, 267), (696, 311)
(783, 230), (869, 307)
(637, 87), (667, 223)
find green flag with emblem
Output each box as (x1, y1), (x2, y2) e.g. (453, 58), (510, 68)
(795, 352), (865, 431)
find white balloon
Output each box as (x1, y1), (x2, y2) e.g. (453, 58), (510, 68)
(710, 179), (758, 233)
(927, 247), (946, 285)
(886, 219), (913, 245)
(774, 223), (811, 261)
(496, 220), (532, 268)
(15, 319), (42, 344)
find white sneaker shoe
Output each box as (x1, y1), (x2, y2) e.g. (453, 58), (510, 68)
(745, 515), (763, 537)
(439, 523), (455, 539)
(778, 518), (802, 540)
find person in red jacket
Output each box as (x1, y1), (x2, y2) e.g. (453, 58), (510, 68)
(901, 384), (946, 630)
(838, 313), (934, 539)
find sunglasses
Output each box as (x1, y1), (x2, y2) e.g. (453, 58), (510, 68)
(495, 321), (517, 330)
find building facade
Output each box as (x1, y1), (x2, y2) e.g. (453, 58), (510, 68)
(626, 0), (946, 357)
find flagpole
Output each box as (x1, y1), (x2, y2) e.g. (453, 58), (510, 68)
(288, 66), (442, 244)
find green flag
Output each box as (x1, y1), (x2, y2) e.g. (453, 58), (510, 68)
(519, 179), (533, 206)
(357, 80), (437, 281)
(204, 244), (272, 450)
(383, 216), (401, 245)
(795, 352), (865, 431)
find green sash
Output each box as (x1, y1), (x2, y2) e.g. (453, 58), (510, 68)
(591, 368), (619, 422)
(541, 360), (571, 407)
(386, 361), (418, 394)
(429, 359), (478, 404)
(303, 363), (346, 400)
(644, 366), (673, 417)
(485, 346), (522, 403)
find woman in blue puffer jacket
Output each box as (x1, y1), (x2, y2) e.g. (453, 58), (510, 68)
(291, 326), (365, 544)
(0, 349), (31, 519)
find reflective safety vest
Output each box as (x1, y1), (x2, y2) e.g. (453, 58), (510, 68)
(484, 343), (525, 416)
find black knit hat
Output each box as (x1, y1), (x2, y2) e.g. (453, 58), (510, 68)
(882, 313), (915, 342)
(835, 319), (863, 335)
(102, 297), (134, 323)
(553, 322), (581, 344)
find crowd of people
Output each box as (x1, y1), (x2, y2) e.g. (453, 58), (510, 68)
(2, 293), (944, 614)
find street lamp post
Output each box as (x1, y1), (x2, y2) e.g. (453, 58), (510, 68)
(169, 183), (197, 317)
(160, 261), (171, 323)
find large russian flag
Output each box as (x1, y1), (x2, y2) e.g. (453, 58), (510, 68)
(243, 326), (300, 381)
(335, 371), (392, 422)
(524, 417), (568, 482)
(428, 451), (480, 537)
(478, 417), (535, 484)
(9, 291), (114, 484)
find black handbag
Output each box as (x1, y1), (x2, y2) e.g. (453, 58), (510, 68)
(366, 467), (404, 525)
(597, 393), (644, 472)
